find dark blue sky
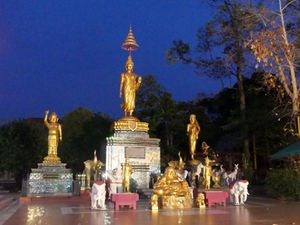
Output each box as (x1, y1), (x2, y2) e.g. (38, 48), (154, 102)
(0, 0), (223, 121)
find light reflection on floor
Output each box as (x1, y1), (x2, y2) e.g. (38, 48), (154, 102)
(26, 206), (45, 225)
(3, 197), (300, 225)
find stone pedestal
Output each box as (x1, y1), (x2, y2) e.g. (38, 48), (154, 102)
(106, 130), (160, 189)
(27, 163), (73, 197)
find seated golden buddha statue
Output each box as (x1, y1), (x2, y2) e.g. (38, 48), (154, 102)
(152, 166), (192, 209)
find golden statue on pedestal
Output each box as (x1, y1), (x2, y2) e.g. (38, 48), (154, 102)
(122, 158), (133, 192)
(119, 55), (142, 117)
(187, 114), (201, 166)
(203, 157), (214, 190)
(152, 166), (192, 209)
(113, 26), (149, 133)
(187, 114), (200, 160)
(43, 110), (62, 164)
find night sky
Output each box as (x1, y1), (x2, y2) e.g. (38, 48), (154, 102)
(0, 1), (222, 121)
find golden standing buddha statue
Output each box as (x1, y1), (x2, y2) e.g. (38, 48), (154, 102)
(203, 157), (214, 190)
(119, 55), (142, 117)
(113, 26), (149, 133)
(187, 114), (200, 160)
(122, 158), (133, 192)
(43, 110), (62, 164)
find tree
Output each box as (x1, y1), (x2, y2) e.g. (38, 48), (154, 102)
(60, 107), (113, 174)
(247, 0), (299, 132)
(0, 119), (47, 189)
(167, 0), (261, 169)
(136, 75), (211, 166)
(136, 75), (166, 136)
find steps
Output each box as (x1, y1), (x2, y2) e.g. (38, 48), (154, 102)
(0, 195), (18, 211)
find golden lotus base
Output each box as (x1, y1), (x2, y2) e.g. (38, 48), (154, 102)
(114, 116), (149, 132)
(43, 154), (61, 164)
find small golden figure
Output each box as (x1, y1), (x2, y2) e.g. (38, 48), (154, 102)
(203, 157), (214, 190)
(43, 110), (62, 164)
(212, 166), (221, 188)
(187, 114), (200, 160)
(197, 193), (206, 208)
(122, 158), (133, 192)
(119, 55), (142, 117)
(151, 194), (159, 210)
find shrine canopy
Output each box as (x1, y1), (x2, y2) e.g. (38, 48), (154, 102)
(271, 141), (300, 160)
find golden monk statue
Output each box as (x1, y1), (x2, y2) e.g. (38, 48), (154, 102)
(122, 158), (133, 192)
(203, 157), (214, 190)
(119, 55), (142, 117)
(152, 166), (192, 209)
(187, 114), (200, 160)
(43, 110), (62, 164)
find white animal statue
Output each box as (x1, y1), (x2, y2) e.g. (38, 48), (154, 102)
(224, 164), (239, 185)
(90, 182), (106, 209)
(194, 162), (204, 177)
(107, 167), (123, 196)
(229, 180), (249, 205)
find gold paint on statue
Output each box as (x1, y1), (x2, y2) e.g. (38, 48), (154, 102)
(114, 116), (149, 132)
(151, 166), (192, 209)
(151, 194), (159, 210)
(203, 157), (215, 190)
(122, 158), (133, 192)
(168, 152), (185, 170)
(122, 25), (139, 52)
(212, 174), (221, 188)
(197, 193), (206, 208)
(84, 150), (104, 189)
(114, 26), (149, 132)
(43, 110), (62, 164)
(119, 55), (142, 117)
(187, 114), (200, 160)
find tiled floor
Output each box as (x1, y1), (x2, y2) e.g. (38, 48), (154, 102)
(2, 196), (300, 225)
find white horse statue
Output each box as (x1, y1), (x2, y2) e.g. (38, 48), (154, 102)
(224, 164), (239, 185)
(90, 182), (106, 209)
(229, 180), (249, 205)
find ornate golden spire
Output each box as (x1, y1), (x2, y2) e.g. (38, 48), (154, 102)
(122, 25), (139, 52)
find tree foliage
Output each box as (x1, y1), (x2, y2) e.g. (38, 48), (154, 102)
(0, 119), (47, 188)
(167, 0), (263, 168)
(0, 108), (113, 189)
(247, 0), (300, 131)
(60, 107), (113, 174)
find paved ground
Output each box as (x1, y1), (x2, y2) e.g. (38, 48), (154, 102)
(1, 195), (300, 225)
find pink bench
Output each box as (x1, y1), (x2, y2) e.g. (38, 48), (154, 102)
(111, 193), (139, 210)
(203, 191), (228, 207)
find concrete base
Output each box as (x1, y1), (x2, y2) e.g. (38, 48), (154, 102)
(27, 163), (73, 197)
(106, 130), (160, 189)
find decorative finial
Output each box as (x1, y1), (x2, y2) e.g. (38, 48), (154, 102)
(126, 54), (134, 67)
(122, 25), (139, 52)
